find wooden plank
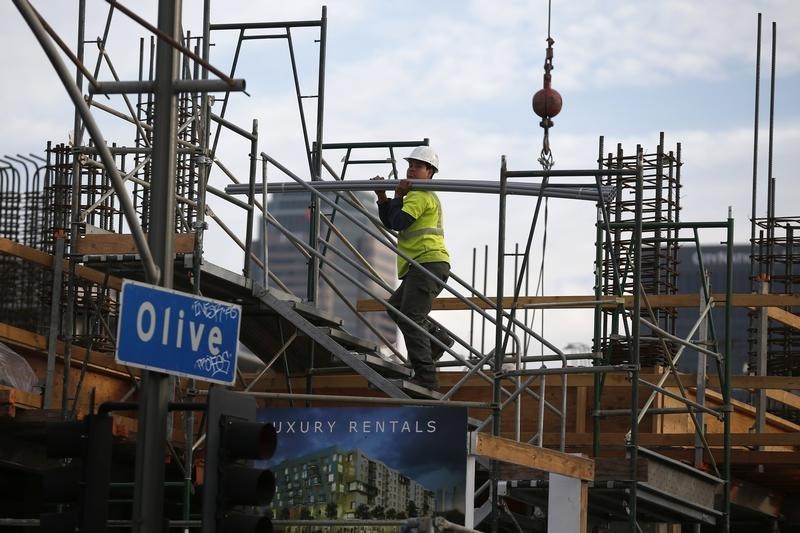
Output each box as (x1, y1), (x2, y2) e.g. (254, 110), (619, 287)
(765, 389), (800, 410)
(74, 264), (122, 290)
(765, 306), (800, 331)
(0, 388), (15, 404)
(357, 293), (800, 312)
(358, 295), (608, 312)
(76, 232), (195, 255)
(244, 372), (800, 393)
(543, 432), (800, 447)
(0, 237), (55, 268)
(581, 481), (588, 533)
(472, 432), (595, 481)
(723, 375), (800, 390)
(701, 387), (800, 432)
(0, 237), (122, 290)
(0, 322), (46, 351)
(0, 321), (132, 377)
(0, 385), (41, 409)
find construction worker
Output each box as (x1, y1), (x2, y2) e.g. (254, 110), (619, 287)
(372, 146), (453, 390)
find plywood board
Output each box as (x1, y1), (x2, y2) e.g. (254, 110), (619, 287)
(471, 432), (594, 481)
(76, 232), (195, 255)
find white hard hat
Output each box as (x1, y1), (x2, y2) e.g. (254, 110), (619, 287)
(404, 146), (439, 173)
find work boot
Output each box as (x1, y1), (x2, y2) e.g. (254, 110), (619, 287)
(410, 375), (440, 390)
(430, 327), (454, 361)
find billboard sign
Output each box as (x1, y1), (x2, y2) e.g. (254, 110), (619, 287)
(258, 406), (468, 528)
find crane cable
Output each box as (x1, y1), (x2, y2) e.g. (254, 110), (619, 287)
(542, 0), (553, 168)
(532, 0), (562, 171)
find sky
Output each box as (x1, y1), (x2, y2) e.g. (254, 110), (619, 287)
(1, 0), (799, 354)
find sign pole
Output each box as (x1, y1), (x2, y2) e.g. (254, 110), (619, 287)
(132, 1), (180, 531)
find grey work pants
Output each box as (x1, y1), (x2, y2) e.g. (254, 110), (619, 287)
(386, 262), (450, 385)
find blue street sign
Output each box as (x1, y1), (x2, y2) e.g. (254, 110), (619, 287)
(116, 280), (242, 385)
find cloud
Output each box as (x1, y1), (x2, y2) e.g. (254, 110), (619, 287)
(553, 0), (800, 90)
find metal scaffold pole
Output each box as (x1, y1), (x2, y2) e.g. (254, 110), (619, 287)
(628, 146), (643, 533)
(490, 156), (509, 532)
(306, 6), (327, 303)
(722, 212), (734, 533)
(132, 1), (180, 531)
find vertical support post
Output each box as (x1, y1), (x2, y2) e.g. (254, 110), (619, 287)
(306, 6), (327, 303)
(183, 1), (213, 520)
(315, 6), (327, 179)
(694, 268), (709, 467)
(765, 22), (777, 284)
(537, 376), (546, 447)
(749, 13), (762, 292)
(628, 145), (644, 533)
(60, 0), (87, 419)
(44, 236), (65, 409)
(755, 280), (769, 435)
(470, 247), (477, 348)
(722, 211), (735, 533)
(244, 119), (258, 277)
(261, 157), (270, 288)
(464, 451), (476, 529)
(491, 156), (508, 533)
(482, 245), (489, 354)
(592, 136), (605, 459)
(513, 243), (522, 443)
(133, 1), (180, 531)
(191, 0), (213, 293)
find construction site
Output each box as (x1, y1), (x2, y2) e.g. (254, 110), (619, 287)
(1, 1), (799, 532)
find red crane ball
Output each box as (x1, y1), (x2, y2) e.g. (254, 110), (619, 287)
(532, 85), (562, 119)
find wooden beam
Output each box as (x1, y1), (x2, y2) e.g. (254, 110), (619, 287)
(75, 232), (195, 255)
(544, 432), (800, 447)
(0, 385), (42, 409)
(723, 375), (800, 390)
(765, 389), (800, 411)
(246, 372), (800, 393)
(0, 237), (122, 290)
(765, 306), (800, 331)
(0, 322), (44, 352)
(0, 321), (132, 377)
(471, 432), (595, 481)
(357, 293), (800, 312)
(701, 387), (800, 432)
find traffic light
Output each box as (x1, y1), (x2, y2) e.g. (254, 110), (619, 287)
(41, 414), (113, 533)
(202, 388), (277, 533)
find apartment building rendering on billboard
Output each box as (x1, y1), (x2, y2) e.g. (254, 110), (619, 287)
(270, 445), (435, 525)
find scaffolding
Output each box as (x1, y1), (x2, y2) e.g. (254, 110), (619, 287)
(6, 2), (800, 532)
(598, 133), (682, 368)
(746, 14), (800, 427)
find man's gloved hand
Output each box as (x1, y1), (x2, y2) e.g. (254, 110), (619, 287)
(394, 179), (412, 199)
(370, 175), (387, 202)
